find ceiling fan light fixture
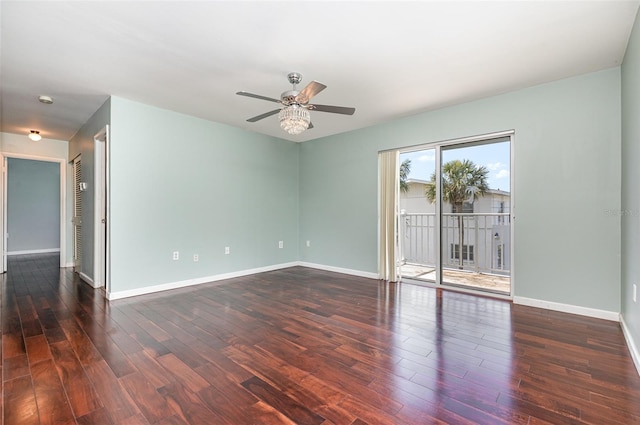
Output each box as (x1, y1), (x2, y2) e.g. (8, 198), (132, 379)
(28, 130), (42, 141)
(238, 72), (353, 133)
(279, 104), (310, 135)
(38, 95), (54, 104)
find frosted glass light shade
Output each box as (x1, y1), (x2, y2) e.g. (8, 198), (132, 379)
(28, 130), (42, 141)
(279, 105), (310, 135)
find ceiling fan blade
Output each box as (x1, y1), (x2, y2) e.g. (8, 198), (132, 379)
(237, 91), (282, 103)
(247, 109), (281, 122)
(297, 81), (326, 103)
(308, 104), (355, 115)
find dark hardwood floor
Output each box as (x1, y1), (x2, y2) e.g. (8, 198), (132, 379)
(2, 253), (639, 424)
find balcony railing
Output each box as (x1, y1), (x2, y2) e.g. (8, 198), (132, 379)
(399, 212), (511, 277)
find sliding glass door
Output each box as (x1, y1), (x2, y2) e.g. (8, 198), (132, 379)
(398, 133), (512, 295)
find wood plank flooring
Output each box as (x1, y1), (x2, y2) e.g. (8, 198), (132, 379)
(2, 253), (640, 424)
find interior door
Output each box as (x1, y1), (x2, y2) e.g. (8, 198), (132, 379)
(72, 156), (82, 272)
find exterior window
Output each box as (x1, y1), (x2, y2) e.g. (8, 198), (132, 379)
(451, 244), (474, 261)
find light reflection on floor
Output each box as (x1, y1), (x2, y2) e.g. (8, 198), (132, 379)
(389, 283), (515, 420)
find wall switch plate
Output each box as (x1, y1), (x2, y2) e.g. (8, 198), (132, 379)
(278, 241), (283, 249)
(306, 240), (311, 247)
(225, 246), (230, 255)
(193, 254), (199, 262)
(172, 251), (179, 260)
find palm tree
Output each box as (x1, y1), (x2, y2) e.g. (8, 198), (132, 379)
(425, 159), (489, 268)
(400, 159), (411, 193)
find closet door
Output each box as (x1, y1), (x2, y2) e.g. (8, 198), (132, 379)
(72, 156), (82, 272)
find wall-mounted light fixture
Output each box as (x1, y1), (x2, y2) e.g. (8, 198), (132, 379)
(28, 130), (42, 141)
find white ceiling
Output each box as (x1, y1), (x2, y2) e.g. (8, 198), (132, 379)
(1, 1), (639, 143)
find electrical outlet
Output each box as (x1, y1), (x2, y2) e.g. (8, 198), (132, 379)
(306, 240), (311, 247)
(634, 284), (637, 303)
(172, 251), (179, 260)
(225, 246), (230, 255)
(193, 254), (199, 262)
(278, 240), (283, 249)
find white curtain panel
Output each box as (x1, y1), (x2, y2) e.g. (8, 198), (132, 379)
(378, 150), (399, 282)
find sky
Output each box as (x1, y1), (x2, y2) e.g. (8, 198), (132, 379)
(400, 140), (511, 192)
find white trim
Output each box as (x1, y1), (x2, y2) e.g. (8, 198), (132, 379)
(435, 145), (442, 285)
(107, 261), (378, 301)
(2, 157), (7, 273)
(509, 133), (515, 297)
(620, 314), (640, 377)
(64, 261), (74, 268)
(513, 296), (619, 322)
(93, 126), (109, 290)
(107, 262), (301, 300)
(298, 261), (378, 280)
(7, 248), (60, 256)
(79, 271), (99, 288)
(388, 130), (515, 154)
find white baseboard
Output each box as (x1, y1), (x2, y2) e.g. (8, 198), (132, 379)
(106, 262), (381, 300)
(297, 261), (378, 280)
(7, 248), (60, 256)
(107, 262), (300, 300)
(79, 272), (101, 289)
(513, 296), (619, 322)
(620, 314), (640, 377)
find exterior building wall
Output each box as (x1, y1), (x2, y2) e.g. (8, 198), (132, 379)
(400, 179), (511, 274)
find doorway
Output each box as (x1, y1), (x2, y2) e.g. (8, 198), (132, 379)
(1, 154), (67, 272)
(397, 132), (513, 295)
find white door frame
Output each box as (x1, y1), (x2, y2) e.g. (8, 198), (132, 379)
(1, 153), (67, 271)
(94, 126), (110, 293)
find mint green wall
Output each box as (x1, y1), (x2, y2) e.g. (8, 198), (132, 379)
(300, 68), (621, 312)
(68, 68), (622, 316)
(622, 10), (640, 355)
(108, 97), (299, 293)
(69, 98), (111, 280)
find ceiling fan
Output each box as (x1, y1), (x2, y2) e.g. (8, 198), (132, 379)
(236, 72), (355, 135)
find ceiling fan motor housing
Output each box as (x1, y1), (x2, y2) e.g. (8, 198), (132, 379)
(281, 90), (302, 105)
